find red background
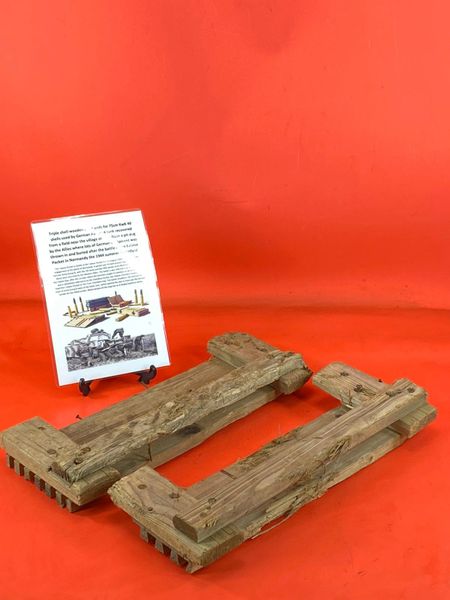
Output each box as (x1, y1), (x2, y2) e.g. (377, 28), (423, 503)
(0, 1), (449, 599)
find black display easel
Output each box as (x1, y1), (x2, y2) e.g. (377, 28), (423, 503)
(78, 364), (157, 396)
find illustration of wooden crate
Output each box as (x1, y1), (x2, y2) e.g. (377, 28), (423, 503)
(1, 333), (311, 512)
(109, 362), (436, 573)
(64, 314), (107, 328)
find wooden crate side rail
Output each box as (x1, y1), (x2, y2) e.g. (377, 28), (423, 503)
(0, 333), (310, 509)
(54, 351), (305, 483)
(172, 379), (426, 542)
(109, 381), (435, 572)
(313, 362), (437, 437)
(207, 332), (312, 394)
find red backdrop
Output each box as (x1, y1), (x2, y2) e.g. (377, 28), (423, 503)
(1, 0), (449, 308)
(0, 2), (449, 599)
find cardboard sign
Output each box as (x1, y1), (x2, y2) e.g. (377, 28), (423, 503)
(31, 210), (170, 385)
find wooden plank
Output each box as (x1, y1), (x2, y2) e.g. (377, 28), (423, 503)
(108, 467), (243, 571)
(148, 385), (278, 469)
(1, 417), (78, 498)
(387, 402), (436, 438)
(312, 361), (386, 403)
(70, 467), (122, 504)
(239, 427), (406, 538)
(188, 424), (408, 539)
(1, 334), (310, 506)
(56, 351), (306, 483)
(14, 459), (24, 477)
(0, 387), (279, 506)
(44, 482), (55, 498)
(313, 362), (436, 437)
(173, 379), (426, 542)
(65, 498), (81, 513)
(195, 408), (431, 538)
(110, 399), (434, 571)
(208, 332), (312, 394)
(62, 359), (232, 444)
(77, 386), (278, 482)
(60, 335), (306, 448)
(189, 406), (345, 498)
(0, 417), (120, 505)
(55, 491), (66, 508)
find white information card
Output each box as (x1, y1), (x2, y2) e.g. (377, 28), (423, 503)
(31, 210), (170, 385)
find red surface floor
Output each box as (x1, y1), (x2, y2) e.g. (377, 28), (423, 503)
(0, 302), (448, 599)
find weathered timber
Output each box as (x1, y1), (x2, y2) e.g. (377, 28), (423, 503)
(108, 468), (244, 573)
(208, 332), (312, 394)
(313, 362), (437, 437)
(173, 379), (426, 542)
(0, 418), (106, 506)
(109, 368), (435, 572)
(0, 333), (310, 509)
(56, 350), (306, 483)
(190, 406), (345, 496)
(148, 385), (278, 470)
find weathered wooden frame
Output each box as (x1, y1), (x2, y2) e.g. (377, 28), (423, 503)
(1, 333), (311, 511)
(108, 362), (436, 573)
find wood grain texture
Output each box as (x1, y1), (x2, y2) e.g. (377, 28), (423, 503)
(112, 428), (407, 570)
(1, 418), (83, 504)
(62, 358), (232, 445)
(189, 407), (346, 498)
(56, 350), (306, 483)
(148, 385), (278, 469)
(0, 333), (310, 507)
(313, 362), (437, 436)
(207, 332), (312, 393)
(108, 468), (243, 572)
(109, 390), (435, 571)
(173, 379), (425, 542)
(239, 427), (406, 538)
(0, 417), (119, 505)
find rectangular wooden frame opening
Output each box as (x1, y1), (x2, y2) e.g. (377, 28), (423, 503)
(109, 361), (436, 573)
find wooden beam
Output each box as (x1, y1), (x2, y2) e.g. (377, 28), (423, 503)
(56, 351), (306, 483)
(109, 395), (435, 571)
(0, 417), (119, 505)
(148, 385), (278, 468)
(172, 379), (425, 542)
(208, 332), (312, 393)
(108, 468), (243, 572)
(313, 362), (436, 437)
(1, 333), (311, 507)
